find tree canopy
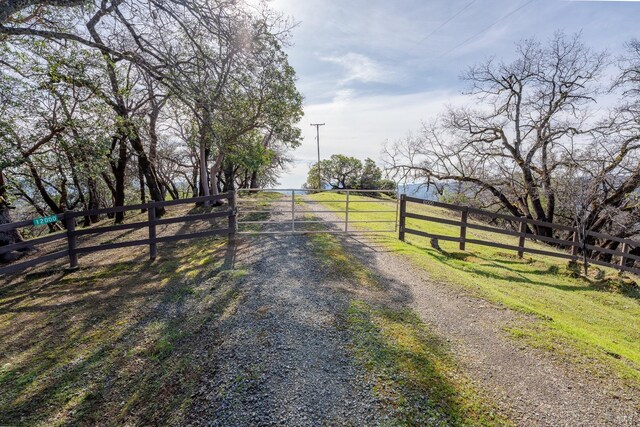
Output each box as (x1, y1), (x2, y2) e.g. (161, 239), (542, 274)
(0, 0), (303, 256)
(305, 155), (394, 191)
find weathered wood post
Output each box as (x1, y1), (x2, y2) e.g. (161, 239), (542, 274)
(148, 203), (157, 260)
(228, 191), (237, 243)
(619, 242), (629, 269)
(459, 206), (469, 250)
(399, 194), (406, 242)
(517, 221), (527, 259)
(64, 211), (78, 270)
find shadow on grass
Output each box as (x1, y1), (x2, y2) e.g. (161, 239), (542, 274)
(347, 300), (509, 426)
(404, 239), (640, 300)
(0, 234), (243, 426)
(300, 219), (509, 426)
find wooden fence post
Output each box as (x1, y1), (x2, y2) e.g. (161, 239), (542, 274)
(399, 194), (406, 242)
(228, 191), (237, 243)
(619, 242), (629, 268)
(148, 203), (157, 260)
(64, 211), (78, 270)
(291, 190), (295, 232)
(459, 206), (468, 250)
(517, 221), (527, 258)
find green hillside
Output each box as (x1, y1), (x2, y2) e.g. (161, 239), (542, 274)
(308, 192), (640, 387)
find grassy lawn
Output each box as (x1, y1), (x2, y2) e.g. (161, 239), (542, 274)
(307, 192), (640, 388)
(308, 230), (511, 426)
(0, 208), (245, 426)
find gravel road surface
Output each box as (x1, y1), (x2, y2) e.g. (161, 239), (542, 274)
(186, 202), (392, 426)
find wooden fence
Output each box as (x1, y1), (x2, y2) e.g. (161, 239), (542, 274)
(3, 191), (638, 278)
(399, 194), (640, 276)
(0, 192), (236, 277)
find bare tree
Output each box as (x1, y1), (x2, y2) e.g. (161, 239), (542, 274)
(385, 33), (615, 237)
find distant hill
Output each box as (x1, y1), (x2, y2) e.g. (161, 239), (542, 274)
(397, 183), (439, 200)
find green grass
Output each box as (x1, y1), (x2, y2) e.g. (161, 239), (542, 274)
(347, 301), (510, 426)
(308, 192), (640, 388)
(307, 231), (511, 426)
(236, 190), (286, 232)
(0, 236), (245, 426)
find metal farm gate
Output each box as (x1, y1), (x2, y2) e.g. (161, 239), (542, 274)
(235, 189), (399, 235)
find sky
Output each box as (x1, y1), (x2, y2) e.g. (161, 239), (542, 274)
(269, 0), (640, 188)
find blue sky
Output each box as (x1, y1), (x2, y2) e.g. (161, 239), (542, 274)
(269, 0), (640, 187)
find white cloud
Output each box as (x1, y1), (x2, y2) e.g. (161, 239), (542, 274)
(321, 52), (398, 85)
(331, 88), (357, 104)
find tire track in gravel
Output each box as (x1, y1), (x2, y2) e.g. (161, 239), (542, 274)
(186, 199), (392, 426)
(302, 197), (640, 427)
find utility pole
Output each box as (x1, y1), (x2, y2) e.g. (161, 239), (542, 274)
(310, 123), (325, 189)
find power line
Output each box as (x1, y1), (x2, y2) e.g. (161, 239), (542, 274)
(416, 0), (477, 45)
(439, 0), (536, 58)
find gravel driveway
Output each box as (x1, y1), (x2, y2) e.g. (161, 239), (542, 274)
(186, 202), (392, 426)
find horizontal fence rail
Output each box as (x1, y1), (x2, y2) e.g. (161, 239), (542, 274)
(399, 194), (640, 276)
(0, 193), (236, 277)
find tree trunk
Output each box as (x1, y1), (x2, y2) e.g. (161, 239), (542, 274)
(521, 168), (552, 237)
(138, 160), (147, 213)
(149, 105), (159, 168)
(127, 130), (165, 217)
(0, 170), (24, 262)
(199, 141), (210, 199)
(112, 137), (127, 224)
(87, 177), (100, 224)
(223, 164), (235, 192)
(147, 97), (166, 203)
(197, 104), (213, 204)
(101, 172), (117, 203)
(192, 163), (199, 197)
(166, 180), (180, 201)
(24, 158), (63, 214)
(250, 170), (259, 189)
(209, 150), (224, 197)
(64, 147), (90, 225)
